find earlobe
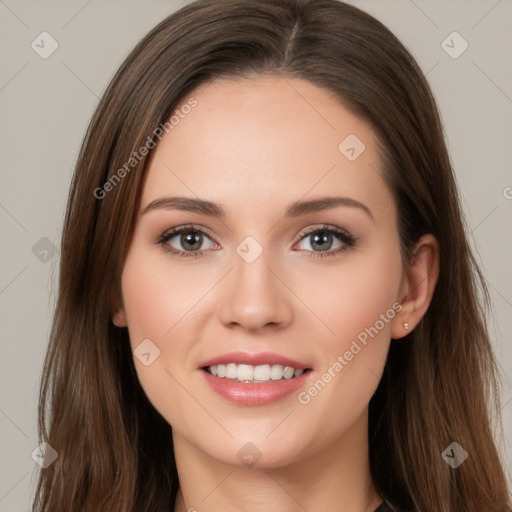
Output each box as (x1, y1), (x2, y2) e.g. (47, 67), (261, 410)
(391, 234), (440, 339)
(110, 289), (128, 327)
(112, 309), (127, 327)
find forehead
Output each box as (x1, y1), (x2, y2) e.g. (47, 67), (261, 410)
(140, 75), (395, 224)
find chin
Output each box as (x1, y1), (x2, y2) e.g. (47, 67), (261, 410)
(199, 436), (307, 470)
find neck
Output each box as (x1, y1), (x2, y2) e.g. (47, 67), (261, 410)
(172, 409), (382, 512)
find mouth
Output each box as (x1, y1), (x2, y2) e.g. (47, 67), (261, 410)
(202, 363), (312, 383)
(198, 352), (314, 406)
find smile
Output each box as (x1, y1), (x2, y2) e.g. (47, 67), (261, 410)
(206, 363), (306, 383)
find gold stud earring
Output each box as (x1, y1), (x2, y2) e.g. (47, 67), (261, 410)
(403, 322), (409, 330)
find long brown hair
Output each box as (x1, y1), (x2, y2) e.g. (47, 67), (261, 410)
(32, 0), (511, 510)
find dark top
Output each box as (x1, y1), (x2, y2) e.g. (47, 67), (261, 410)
(374, 500), (401, 512)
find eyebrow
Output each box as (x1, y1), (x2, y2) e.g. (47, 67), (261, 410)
(141, 195), (375, 223)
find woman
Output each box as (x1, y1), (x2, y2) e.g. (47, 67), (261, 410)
(32, 0), (511, 510)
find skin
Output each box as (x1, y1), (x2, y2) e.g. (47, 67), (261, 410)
(112, 75), (439, 512)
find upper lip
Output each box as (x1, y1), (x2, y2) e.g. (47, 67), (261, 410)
(199, 351), (311, 370)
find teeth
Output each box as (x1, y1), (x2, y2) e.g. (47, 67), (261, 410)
(226, 363), (237, 379)
(283, 366), (295, 379)
(254, 364), (270, 380)
(207, 363), (306, 382)
(237, 364), (254, 381)
(270, 364), (283, 380)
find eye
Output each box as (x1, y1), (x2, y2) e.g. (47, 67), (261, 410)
(156, 224), (357, 260)
(156, 225), (219, 259)
(294, 225), (357, 259)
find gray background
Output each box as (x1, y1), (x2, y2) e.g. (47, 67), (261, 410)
(1, 0), (511, 509)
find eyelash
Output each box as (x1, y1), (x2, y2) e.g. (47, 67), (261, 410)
(155, 224), (357, 260)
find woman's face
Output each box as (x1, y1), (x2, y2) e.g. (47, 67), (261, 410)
(114, 75), (408, 467)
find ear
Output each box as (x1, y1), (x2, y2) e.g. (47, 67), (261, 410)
(111, 289), (128, 328)
(391, 234), (440, 339)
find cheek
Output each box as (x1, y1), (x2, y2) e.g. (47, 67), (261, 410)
(119, 247), (205, 427)
(300, 241), (403, 357)
(336, 261), (400, 346)
(293, 239), (402, 417)
(294, 241), (402, 429)
(120, 244), (206, 345)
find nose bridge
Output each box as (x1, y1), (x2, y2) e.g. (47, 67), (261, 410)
(216, 236), (293, 330)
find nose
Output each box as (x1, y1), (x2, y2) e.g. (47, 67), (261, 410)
(216, 247), (294, 332)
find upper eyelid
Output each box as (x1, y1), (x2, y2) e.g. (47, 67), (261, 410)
(162, 224), (216, 240)
(297, 224), (351, 237)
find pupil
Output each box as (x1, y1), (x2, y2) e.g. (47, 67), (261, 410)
(312, 232), (332, 251)
(182, 231), (202, 250)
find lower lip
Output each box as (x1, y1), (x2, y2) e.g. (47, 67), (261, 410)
(201, 369), (312, 406)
